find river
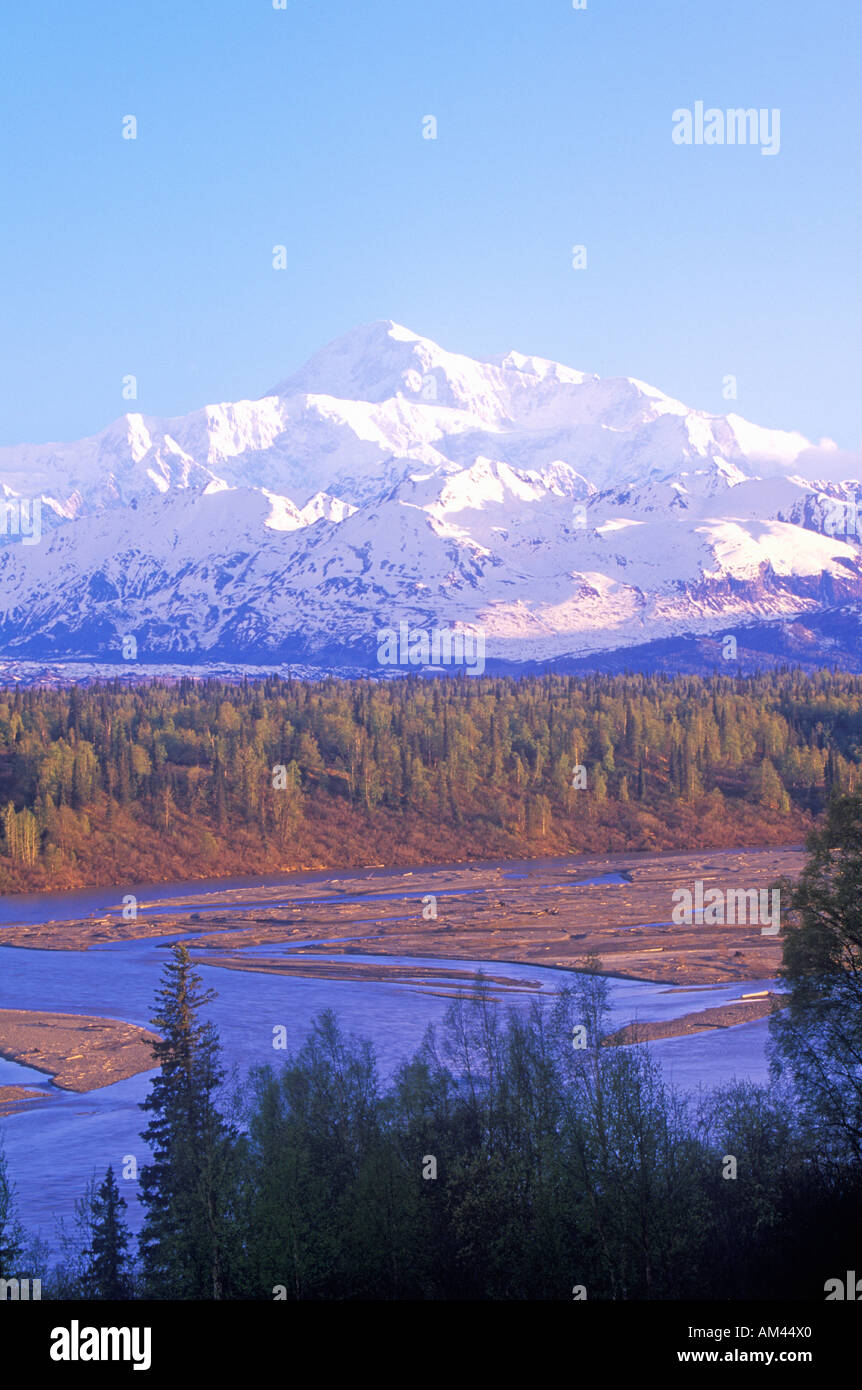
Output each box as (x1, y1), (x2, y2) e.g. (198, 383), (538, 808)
(0, 859), (778, 1252)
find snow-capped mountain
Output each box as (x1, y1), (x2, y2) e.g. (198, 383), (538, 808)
(0, 319), (860, 672)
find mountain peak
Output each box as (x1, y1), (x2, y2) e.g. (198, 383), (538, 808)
(265, 319), (516, 417)
(0, 318), (853, 671)
(266, 320), (433, 401)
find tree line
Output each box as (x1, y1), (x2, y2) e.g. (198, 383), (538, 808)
(1, 668), (860, 888)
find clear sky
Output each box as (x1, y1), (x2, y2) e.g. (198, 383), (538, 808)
(0, 0), (858, 449)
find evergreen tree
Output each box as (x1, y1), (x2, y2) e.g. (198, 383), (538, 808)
(138, 945), (240, 1298)
(83, 1166), (134, 1299)
(0, 1142), (24, 1279)
(769, 792), (862, 1161)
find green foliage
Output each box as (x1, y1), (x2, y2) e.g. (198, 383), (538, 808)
(0, 668), (854, 880)
(769, 791), (862, 1161)
(0, 1141), (24, 1279)
(82, 1166), (134, 1299)
(10, 975), (862, 1301)
(138, 945), (242, 1298)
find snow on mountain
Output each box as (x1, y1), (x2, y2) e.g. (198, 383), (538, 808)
(0, 319), (858, 670)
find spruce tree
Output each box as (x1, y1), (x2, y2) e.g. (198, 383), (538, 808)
(0, 1142), (24, 1279)
(138, 944), (239, 1298)
(83, 1166), (133, 1299)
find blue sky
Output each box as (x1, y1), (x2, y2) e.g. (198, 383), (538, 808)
(0, 0), (858, 448)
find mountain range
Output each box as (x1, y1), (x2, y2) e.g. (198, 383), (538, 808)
(1, 319), (861, 675)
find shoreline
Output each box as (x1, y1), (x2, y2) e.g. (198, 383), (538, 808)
(0, 841), (807, 906)
(603, 993), (786, 1046)
(0, 1086), (51, 1118)
(0, 1010), (160, 1096)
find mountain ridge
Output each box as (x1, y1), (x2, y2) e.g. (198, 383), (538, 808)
(0, 320), (860, 672)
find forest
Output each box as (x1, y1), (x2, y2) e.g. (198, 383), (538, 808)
(0, 668), (860, 889)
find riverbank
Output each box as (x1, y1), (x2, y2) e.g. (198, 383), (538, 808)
(0, 1009), (160, 1093)
(604, 991), (787, 1045)
(0, 1085), (49, 1118)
